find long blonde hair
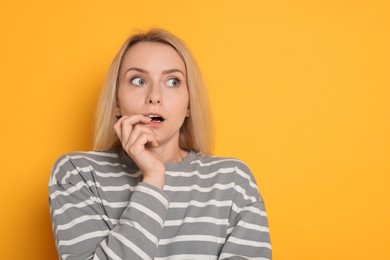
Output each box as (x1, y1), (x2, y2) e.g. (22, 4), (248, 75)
(93, 28), (214, 154)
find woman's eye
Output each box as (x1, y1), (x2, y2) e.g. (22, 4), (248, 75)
(131, 77), (146, 86)
(167, 78), (181, 87)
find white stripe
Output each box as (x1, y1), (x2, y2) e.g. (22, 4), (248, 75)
(135, 185), (169, 208)
(93, 255), (100, 260)
(101, 199), (128, 208)
(164, 182), (257, 205)
(191, 158), (243, 166)
(50, 156), (69, 185)
(96, 182), (135, 192)
(68, 155), (124, 167)
(55, 215), (117, 233)
(53, 199), (95, 216)
(166, 167), (236, 179)
(231, 203), (268, 218)
(54, 196), (130, 212)
(234, 185), (258, 203)
(50, 181), (87, 199)
(164, 217), (228, 227)
(51, 180), (136, 199)
(155, 255), (217, 260)
(58, 230), (109, 246)
(94, 170), (142, 178)
(86, 151), (119, 158)
(231, 202), (240, 214)
(228, 236), (272, 249)
(101, 240), (121, 260)
(61, 166), (91, 184)
(170, 199), (231, 208)
(111, 232), (152, 260)
(56, 215), (103, 231)
(119, 219), (159, 244)
(219, 253), (270, 260)
(235, 167), (259, 190)
(59, 167), (141, 185)
(84, 180), (135, 193)
(130, 202), (164, 227)
(164, 182), (234, 192)
(108, 217), (119, 225)
(64, 255), (94, 260)
(241, 205), (268, 217)
(237, 221), (270, 233)
(158, 235), (225, 245)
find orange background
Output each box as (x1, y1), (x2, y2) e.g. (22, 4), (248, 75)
(1, 0), (389, 259)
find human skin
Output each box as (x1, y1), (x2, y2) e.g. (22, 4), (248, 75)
(113, 42), (190, 189)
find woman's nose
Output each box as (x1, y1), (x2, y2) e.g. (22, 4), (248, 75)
(146, 85), (161, 104)
(148, 97), (160, 104)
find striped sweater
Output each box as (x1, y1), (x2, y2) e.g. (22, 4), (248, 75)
(49, 148), (272, 259)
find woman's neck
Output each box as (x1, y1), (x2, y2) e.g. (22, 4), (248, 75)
(150, 143), (188, 164)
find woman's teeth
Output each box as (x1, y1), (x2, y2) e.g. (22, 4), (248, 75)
(147, 115), (164, 122)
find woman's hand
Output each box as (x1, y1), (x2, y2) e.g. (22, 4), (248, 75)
(113, 114), (165, 189)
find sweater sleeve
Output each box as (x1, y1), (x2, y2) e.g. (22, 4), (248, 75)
(49, 155), (170, 260)
(218, 164), (272, 260)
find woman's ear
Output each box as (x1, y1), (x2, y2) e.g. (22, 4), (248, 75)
(115, 106), (121, 117)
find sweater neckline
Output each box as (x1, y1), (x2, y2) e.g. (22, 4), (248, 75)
(117, 148), (197, 171)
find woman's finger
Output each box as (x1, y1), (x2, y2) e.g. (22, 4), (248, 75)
(128, 124), (157, 147)
(113, 118), (124, 141)
(127, 133), (159, 156)
(120, 115), (153, 145)
(114, 115), (152, 144)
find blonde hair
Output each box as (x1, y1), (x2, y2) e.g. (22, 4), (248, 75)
(93, 28), (214, 154)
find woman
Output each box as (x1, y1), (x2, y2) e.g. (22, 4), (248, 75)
(49, 28), (272, 260)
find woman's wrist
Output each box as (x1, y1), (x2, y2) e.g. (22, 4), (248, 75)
(143, 174), (165, 190)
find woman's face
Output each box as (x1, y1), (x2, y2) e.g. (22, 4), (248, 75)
(117, 42), (189, 147)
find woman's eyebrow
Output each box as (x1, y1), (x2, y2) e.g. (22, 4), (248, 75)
(162, 69), (185, 76)
(125, 67), (148, 74)
(125, 67), (185, 76)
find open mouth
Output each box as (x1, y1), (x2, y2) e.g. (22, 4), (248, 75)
(147, 115), (165, 122)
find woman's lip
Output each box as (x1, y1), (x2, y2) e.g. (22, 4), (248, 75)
(145, 113), (164, 118)
(148, 120), (164, 127)
(145, 114), (165, 121)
